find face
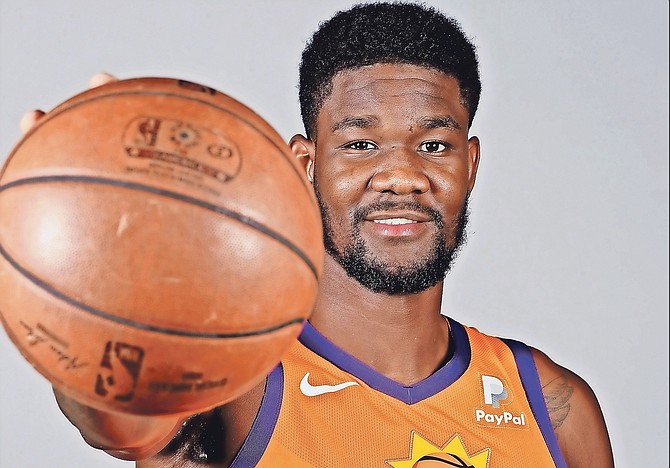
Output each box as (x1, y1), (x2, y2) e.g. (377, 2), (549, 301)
(301, 63), (479, 294)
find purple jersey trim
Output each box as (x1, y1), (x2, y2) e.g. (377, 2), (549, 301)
(229, 364), (284, 467)
(298, 317), (470, 404)
(503, 339), (568, 468)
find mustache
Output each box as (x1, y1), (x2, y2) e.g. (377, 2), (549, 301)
(352, 200), (444, 228)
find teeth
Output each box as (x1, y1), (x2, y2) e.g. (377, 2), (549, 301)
(373, 218), (416, 225)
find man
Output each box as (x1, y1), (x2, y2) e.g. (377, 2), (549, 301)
(24, 2), (613, 467)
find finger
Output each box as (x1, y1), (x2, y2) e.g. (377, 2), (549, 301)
(18, 73), (117, 136)
(19, 109), (46, 134)
(88, 72), (118, 89)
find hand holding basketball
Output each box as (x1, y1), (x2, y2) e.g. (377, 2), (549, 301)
(19, 73), (118, 134)
(1, 77), (323, 416)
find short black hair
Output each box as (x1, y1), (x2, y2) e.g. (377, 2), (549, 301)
(298, 1), (481, 138)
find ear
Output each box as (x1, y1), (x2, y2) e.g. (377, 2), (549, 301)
(466, 136), (481, 193)
(289, 134), (316, 183)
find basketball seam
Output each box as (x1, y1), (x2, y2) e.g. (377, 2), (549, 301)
(2, 87), (315, 198)
(0, 175), (318, 279)
(0, 241), (305, 339)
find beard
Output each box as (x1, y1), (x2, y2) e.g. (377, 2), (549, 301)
(314, 174), (470, 295)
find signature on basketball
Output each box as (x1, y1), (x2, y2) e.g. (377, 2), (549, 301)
(19, 320), (89, 371)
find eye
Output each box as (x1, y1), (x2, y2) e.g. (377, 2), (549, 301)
(418, 141), (449, 154)
(342, 140), (378, 151)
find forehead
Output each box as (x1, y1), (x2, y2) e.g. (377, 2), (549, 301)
(319, 63), (468, 127)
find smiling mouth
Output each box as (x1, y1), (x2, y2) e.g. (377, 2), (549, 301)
(372, 218), (418, 225)
(355, 200), (442, 230)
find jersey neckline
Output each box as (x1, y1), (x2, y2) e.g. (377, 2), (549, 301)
(298, 316), (471, 404)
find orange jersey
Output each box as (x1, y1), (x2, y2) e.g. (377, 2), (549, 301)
(230, 318), (567, 467)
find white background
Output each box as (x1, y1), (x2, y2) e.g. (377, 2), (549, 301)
(0, 1), (667, 467)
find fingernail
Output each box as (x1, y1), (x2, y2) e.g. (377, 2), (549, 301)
(89, 72), (116, 88)
(19, 110), (45, 134)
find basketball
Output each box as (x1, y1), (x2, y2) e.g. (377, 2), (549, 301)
(0, 78), (323, 415)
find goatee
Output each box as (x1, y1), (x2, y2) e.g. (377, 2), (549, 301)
(314, 174), (470, 295)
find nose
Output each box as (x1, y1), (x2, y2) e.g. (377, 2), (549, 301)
(369, 149), (430, 195)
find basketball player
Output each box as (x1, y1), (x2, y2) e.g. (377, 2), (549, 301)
(22, 2), (613, 467)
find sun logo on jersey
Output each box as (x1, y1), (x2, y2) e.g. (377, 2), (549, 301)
(386, 432), (490, 468)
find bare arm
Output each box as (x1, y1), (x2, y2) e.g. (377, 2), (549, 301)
(53, 388), (184, 461)
(137, 381), (265, 467)
(53, 364), (264, 465)
(531, 348), (614, 468)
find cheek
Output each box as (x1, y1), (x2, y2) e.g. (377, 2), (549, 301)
(431, 170), (471, 227)
(333, 168), (362, 198)
(433, 169), (470, 202)
(317, 163), (366, 212)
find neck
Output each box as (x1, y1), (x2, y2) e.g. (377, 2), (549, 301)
(309, 256), (451, 385)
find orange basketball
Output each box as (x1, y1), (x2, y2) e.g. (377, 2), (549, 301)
(0, 78), (323, 416)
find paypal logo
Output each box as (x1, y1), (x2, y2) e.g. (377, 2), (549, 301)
(481, 375), (507, 408)
(476, 375), (526, 428)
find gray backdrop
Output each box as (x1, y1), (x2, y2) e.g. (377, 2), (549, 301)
(0, 1), (667, 467)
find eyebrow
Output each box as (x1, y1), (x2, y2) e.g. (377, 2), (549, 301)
(419, 116), (461, 131)
(330, 116), (379, 133)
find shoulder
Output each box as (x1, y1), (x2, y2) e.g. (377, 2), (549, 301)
(530, 347), (614, 468)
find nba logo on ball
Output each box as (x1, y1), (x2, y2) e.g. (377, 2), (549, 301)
(94, 341), (145, 403)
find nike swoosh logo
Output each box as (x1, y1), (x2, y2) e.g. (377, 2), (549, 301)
(299, 372), (359, 397)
